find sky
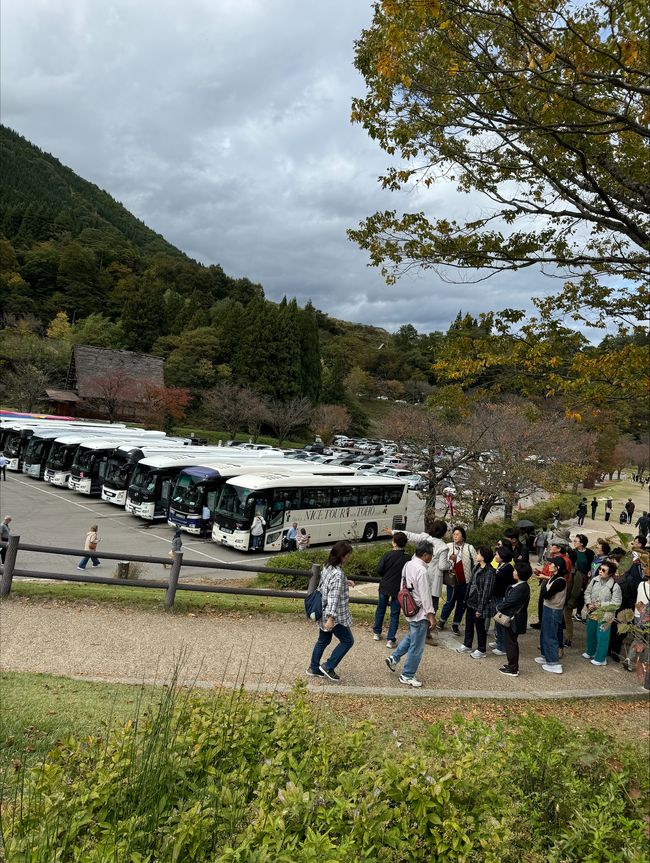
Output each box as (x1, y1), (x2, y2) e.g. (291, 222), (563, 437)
(1, 0), (559, 334)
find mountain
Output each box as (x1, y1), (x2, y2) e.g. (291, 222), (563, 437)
(0, 125), (183, 259)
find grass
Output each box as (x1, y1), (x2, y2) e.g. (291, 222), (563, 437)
(3, 580), (377, 622)
(172, 425), (306, 448)
(0, 672), (162, 768)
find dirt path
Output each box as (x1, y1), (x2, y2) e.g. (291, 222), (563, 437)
(1, 597), (646, 699)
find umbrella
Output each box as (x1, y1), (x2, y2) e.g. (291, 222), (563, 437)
(515, 519), (535, 529)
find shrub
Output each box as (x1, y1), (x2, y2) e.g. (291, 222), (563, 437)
(2, 684), (647, 863)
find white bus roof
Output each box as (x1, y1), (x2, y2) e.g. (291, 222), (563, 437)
(221, 473), (406, 491)
(74, 437), (174, 451)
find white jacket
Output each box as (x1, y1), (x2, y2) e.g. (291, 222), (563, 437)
(400, 530), (450, 598)
(446, 540), (476, 581)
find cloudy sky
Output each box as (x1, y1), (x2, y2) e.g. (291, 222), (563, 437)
(1, 0), (557, 334)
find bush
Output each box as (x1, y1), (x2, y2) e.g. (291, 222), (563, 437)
(256, 541), (416, 589)
(2, 684), (647, 863)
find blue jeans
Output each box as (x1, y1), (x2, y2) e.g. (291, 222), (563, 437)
(78, 556), (100, 569)
(309, 624), (354, 672)
(392, 619), (428, 678)
(440, 583), (467, 625)
(541, 606), (564, 664)
(494, 621), (506, 652)
(373, 591), (400, 641)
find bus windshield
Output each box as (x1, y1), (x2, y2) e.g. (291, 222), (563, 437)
(73, 448), (97, 473)
(4, 431), (25, 457)
(23, 437), (46, 463)
(47, 442), (72, 469)
(215, 485), (253, 521)
(129, 464), (158, 494)
(171, 473), (204, 508)
(104, 457), (132, 486)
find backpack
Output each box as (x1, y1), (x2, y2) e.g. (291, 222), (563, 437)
(397, 574), (421, 618)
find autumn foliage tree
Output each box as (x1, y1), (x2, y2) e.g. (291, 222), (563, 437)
(139, 383), (191, 431)
(310, 405), (351, 447)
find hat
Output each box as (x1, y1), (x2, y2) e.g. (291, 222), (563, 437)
(549, 527), (571, 548)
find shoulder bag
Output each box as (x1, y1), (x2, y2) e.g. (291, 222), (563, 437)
(397, 575), (421, 618)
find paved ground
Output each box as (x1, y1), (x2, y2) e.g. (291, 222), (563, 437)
(1, 473), (649, 700)
(1, 595), (647, 699)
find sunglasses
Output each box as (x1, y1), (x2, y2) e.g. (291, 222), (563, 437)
(599, 566), (610, 572)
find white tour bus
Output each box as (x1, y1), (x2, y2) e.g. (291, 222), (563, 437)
(2, 419), (128, 471)
(212, 472), (408, 552)
(125, 452), (341, 522)
(101, 444), (251, 506)
(67, 434), (168, 495)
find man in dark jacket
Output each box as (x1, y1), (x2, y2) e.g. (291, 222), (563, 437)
(635, 511), (650, 540)
(503, 528), (530, 569)
(372, 532), (410, 649)
(625, 498), (636, 524)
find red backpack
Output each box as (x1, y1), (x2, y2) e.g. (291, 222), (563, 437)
(397, 574), (421, 618)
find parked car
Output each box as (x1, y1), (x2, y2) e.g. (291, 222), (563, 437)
(403, 473), (428, 491)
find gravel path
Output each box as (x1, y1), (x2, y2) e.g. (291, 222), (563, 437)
(1, 597), (646, 699)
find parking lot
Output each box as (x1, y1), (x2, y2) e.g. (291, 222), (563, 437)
(0, 473), (425, 581)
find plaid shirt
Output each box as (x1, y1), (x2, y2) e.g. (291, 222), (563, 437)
(319, 564), (352, 629)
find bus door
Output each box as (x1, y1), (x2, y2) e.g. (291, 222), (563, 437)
(159, 475), (173, 517)
(265, 488), (301, 548)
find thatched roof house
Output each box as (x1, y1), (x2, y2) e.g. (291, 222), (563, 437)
(47, 346), (164, 419)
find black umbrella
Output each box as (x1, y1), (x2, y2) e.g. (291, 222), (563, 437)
(515, 519), (535, 529)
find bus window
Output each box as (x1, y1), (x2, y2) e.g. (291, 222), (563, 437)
(381, 486), (404, 505)
(160, 478), (172, 508)
(269, 488), (300, 528)
(331, 488), (358, 507)
(206, 490), (218, 513)
(303, 487), (332, 509)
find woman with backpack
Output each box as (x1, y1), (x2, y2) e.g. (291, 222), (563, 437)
(307, 541), (354, 682)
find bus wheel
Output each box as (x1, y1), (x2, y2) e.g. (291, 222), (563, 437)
(362, 522), (377, 542)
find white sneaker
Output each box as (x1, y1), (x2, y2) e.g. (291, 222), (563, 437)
(373, 633), (381, 641)
(456, 645), (472, 654)
(470, 650), (487, 659)
(581, 652), (593, 660)
(386, 640), (396, 649)
(590, 659), (607, 667)
(492, 648), (507, 656)
(488, 641), (497, 649)
(534, 656), (547, 664)
(399, 675), (423, 688)
(542, 663), (563, 674)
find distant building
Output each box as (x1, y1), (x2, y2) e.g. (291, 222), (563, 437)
(47, 345), (164, 420)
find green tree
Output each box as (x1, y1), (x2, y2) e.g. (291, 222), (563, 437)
(350, 0), (648, 327)
(70, 313), (126, 349)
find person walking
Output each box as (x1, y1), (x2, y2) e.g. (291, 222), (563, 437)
(387, 520), (451, 643)
(438, 526), (476, 635)
(582, 560), (622, 667)
(0, 515), (12, 565)
(590, 497), (598, 519)
(385, 540), (435, 687)
(496, 562), (531, 677)
(250, 512), (266, 551)
(625, 498), (636, 524)
(77, 524), (101, 570)
(635, 511), (650, 541)
(372, 531), (410, 648)
(307, 541), (354, 682)
(576, 498), (588, 526)
(536, 556), (568, 675)
(0, 452), (8, 481)
(604, 497), (613, 522)
(456, 546), (496, 659)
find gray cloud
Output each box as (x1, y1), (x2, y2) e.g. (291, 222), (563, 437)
(2, 0), (558, 333)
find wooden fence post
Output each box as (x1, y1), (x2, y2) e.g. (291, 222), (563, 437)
(0, 534), (20, 598)
(164, 551), (183, 609)
(306, 562), (321, 595)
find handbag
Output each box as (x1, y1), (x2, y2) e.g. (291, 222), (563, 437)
(397, 575), (421, 618)
(443, 569), (457, 588)
(88, 541), (98, 551)
(493, 610), (513, 627)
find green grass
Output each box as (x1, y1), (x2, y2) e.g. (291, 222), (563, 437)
(3, 580), (377, 622)
(0, 672), (162, 768)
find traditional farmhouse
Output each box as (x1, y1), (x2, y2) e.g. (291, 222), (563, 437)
(47, 345), (164, 421)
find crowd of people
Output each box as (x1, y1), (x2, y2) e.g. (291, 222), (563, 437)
(307, 518), (650, 691)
